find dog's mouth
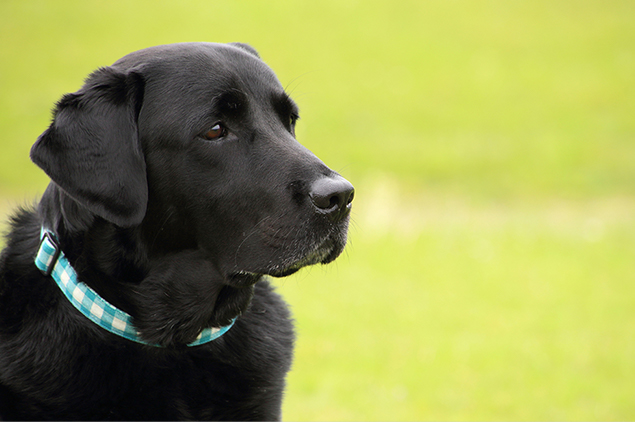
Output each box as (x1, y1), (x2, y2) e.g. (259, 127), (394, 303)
(227, 228), (347, 282)
(264, 223), (349, 278)
(267, 237), (343, 277)
(221, 209), (351, 291)
(188, 232), (346, 340)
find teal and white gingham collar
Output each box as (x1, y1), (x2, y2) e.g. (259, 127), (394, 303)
(34, 228), (234, 347)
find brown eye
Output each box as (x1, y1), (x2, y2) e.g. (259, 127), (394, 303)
(202, 123), (227, 140)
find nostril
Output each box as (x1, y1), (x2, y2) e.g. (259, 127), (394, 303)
(310, 176), (355, 220)
(327, 195), (339, 209)
(346, 189), (355, 206)
(311, 191), (338, 211)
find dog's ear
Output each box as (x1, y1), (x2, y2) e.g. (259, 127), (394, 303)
(229, 42), (260, 58)
(31, 66), (148, 227)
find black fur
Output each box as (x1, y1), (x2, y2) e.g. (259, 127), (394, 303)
(0, 42), (354, 420)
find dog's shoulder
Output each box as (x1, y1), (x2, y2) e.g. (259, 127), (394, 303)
(211, 279), (295, 381)
(0, 206), (46, 306)
(1, 206), (41, 267)
(0, 208), (295, 419)
(241, 278), (296, 364)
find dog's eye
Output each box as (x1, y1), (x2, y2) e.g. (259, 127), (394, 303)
(201, 123), (227, 141)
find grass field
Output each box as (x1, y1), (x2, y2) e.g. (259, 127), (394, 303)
(1, 1), (634, 420)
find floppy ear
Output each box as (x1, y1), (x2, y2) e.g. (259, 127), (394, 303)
(229, 42), (260, 58)
(31, 66), (148, 227)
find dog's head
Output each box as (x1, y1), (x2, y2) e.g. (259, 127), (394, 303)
(30, 42), (353, 291)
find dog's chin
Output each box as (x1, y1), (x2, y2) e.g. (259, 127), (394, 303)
(227, 272), (262, 287)
(267, 235), (347, 278)
(208, 284), (255, 328)
(228, 226), (349, 281)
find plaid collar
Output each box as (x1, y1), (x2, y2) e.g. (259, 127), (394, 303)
(35, 228), (234, 347)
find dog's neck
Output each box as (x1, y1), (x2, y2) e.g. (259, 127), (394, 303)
(39, 183), (97, 235)
(35, 227), (235, 347)
(36, 183), (254, 348)
(38, 184), (148, 313)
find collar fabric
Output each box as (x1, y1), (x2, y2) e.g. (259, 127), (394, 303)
(34, 228), (234, 347)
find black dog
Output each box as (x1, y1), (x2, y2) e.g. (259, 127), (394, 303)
(0, 42), (353, 420)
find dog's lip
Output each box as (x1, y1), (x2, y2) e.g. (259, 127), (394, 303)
(267, 237), (339, 278)
(228, 241), (334, 280)
(228, 219), (349, 279)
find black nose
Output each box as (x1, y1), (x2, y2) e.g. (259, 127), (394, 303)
(310, 176), (355, 221)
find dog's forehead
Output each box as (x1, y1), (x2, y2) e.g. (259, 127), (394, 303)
(113, 42), (283, 94)
(119, 43), (291, 142)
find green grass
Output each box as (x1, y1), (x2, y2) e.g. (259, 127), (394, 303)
(1, 0), (634, 420)
(280, 184), (635, 420)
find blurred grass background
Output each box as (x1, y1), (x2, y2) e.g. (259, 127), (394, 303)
(1, 0), (634, 420)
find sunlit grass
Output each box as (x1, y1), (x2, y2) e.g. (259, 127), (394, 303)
(280, 181), (635, 420)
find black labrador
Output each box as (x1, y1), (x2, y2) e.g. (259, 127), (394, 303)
(0, 42), (353, 420)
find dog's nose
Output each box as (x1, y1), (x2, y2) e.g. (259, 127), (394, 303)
(310, 176), (355, 221)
